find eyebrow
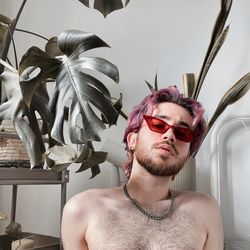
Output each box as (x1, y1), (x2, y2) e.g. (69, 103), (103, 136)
(154, 115), (191, 129)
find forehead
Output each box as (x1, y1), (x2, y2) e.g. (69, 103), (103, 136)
(151, 102), (194, 127)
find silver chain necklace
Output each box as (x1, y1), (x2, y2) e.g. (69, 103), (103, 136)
(123, 183), (174, 221)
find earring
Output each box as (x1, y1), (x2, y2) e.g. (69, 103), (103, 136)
(129, 147), (135, 153)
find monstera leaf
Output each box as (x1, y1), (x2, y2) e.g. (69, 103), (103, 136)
(11, 29), (120, 173)
(79, 0), (130, 17)
(0, 70), (50, 167)
(45, 143), (107, 178)
(50, 30), (120, 144)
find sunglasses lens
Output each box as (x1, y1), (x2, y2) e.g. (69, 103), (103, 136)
(144, 115), (196, 142)
(174, 128), (195, 142)
(144, 116), (168, 133)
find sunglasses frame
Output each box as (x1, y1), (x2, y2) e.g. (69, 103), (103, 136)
(143, 115), (196, 142)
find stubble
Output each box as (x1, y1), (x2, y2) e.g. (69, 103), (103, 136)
(135, 141), (188, 177)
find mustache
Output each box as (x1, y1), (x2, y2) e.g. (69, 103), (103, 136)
(166, 141), (179, 156)
(154, 141), (179, 156)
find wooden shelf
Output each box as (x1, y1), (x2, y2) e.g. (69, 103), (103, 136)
(0, 167), (69, 250)
(0, 167), (69, 185)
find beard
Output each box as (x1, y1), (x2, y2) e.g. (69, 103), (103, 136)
(135, 142), (188, 177)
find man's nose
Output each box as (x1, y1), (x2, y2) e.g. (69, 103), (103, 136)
(161, 127), (176, 144)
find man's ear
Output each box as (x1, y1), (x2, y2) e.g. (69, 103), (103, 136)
(126, 132), (137, 149)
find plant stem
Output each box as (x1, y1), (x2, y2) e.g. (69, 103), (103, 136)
(15, 29), (49, 41)
(9, 27), (18, 69)
(0, 0), (28, 99)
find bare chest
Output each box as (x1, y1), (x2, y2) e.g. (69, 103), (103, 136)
(86, 207), (206, 250)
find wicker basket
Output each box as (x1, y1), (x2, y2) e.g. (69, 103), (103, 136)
(0, 122), (43, 168)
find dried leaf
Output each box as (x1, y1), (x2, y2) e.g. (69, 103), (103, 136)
(182, 73), (196, 98)
(208, 72), (250, 132)
(193, 25), (229, 100)
(208, 0), (233, 53)
(145, 72), (159, 93)
(193, 0), (233, 100)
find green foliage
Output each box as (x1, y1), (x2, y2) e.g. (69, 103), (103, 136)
(0, 0), (121, 176)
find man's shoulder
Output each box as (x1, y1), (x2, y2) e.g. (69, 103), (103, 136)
(174, 190), (220, 211)
(64, 186), (120, 214)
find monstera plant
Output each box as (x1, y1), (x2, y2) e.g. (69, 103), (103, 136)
(0, 1), (122, 178)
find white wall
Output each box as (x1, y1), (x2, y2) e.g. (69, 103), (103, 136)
(1, 0), (250, 237)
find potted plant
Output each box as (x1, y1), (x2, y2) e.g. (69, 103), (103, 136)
(0, 0), (127, 178)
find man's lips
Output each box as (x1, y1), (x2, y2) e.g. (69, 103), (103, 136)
(155, 144), (175, 156)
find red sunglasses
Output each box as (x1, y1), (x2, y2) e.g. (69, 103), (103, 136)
(143, 115), (196, 142)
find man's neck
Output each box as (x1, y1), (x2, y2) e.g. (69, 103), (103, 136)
(126, 164), (173, 204)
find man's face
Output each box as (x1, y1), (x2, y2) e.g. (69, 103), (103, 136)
(129, 102), (193, 177)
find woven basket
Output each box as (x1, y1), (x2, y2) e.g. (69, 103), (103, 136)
(0, 122), (43, 168)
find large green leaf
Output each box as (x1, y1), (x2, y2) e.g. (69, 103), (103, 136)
(14, 30), (120, 173)
(18, 47), (60, 150)
(19, 46), (61, 107)
(50, 30), (120, 144)
(79, 0), (130, 17)
(0, 71), (45, 167)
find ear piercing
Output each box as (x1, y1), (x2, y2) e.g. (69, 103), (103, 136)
(129, 147), (135, 153)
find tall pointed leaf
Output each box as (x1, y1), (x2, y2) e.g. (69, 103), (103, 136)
(145, 73), (158, 93)
(193, 26), (229, 100)
(192, 0), (233, 99)
(208, 72), (250, 133)
(207, 0), (233, 54)
(182, 73), (196, 98)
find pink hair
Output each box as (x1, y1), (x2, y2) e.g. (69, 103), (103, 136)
(123, 86), (207, 178)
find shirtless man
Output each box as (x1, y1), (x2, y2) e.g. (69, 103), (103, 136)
(61, 86), (224, 250)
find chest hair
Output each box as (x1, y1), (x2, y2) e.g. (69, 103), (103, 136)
(87, 206), (201, 250)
